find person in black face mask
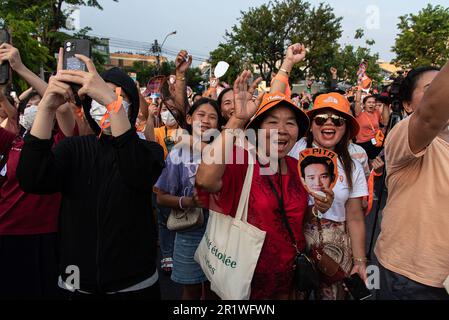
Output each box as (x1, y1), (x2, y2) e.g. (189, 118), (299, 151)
(17, 54), (164, 300)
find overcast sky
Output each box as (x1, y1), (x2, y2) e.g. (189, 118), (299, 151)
(78, 0), (448, 64)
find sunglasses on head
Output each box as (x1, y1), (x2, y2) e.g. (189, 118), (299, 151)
(313, 113), (347, 127)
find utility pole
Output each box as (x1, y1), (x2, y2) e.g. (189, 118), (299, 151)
(151, 31), (176, 75)
(152, 39), (161, 74)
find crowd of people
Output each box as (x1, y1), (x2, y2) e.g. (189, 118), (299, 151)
(0, 39), (447, 301)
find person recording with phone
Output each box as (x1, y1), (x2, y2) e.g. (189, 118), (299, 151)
(375, 65), (449, 300)
(16, 48), (164, 300)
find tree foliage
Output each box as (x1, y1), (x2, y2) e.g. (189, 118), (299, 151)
(210, 0), (384, 88)
(0, 0), (115, 90)
(210, 0), (343, 83)
(334, 45), (382, 85)
(393, 4), (449, 68)
(126, 61), (203, 92)
(209, 43), (245, 85)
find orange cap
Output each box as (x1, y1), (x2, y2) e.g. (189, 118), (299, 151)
(246, 92), (309, 140)
(307, 92), (359, 138)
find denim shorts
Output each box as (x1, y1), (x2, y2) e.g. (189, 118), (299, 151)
(171, 212), (208, 285)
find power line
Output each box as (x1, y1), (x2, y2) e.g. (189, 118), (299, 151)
(88, 32), (210, 62)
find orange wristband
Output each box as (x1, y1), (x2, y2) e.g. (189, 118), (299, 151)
(274, 73), (289, 83)
(273, 73), (291, 96)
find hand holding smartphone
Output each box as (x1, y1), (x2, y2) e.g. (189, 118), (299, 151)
(62, 39), (91, 105)
(343, 273), (372, 300)
(0, 29), (11, 85)
(63, 39), (91, 72)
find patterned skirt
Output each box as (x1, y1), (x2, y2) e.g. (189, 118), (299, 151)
(304, 219), (353, 300)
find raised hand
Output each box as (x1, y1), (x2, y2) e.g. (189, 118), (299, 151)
(284, 43), (307, 67)
(232, 70), (263, 122)
(39, 47), (74, 112)
(0, 43), (24, 71)
(39, 76), (74, 113)
(209, 77), (218, 88)
(330, 67), (338, 78)
(55, 54), (116, 106)
(175, 50), (192, 74)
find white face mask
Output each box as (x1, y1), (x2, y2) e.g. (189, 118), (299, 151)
(161, 110), (177, 126)
(90, 99), (130, 134)
(19, 105), (38, 131)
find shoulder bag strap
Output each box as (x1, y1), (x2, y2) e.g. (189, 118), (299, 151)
(363, 112), (377, 133)
(266, 174), (300, 254)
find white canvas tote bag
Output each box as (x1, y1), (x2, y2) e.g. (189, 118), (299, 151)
(194, 162), (266, 300)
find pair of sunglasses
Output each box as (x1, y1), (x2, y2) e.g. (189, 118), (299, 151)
(313, 114), (347, 127)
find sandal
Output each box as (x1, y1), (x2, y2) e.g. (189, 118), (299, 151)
(161, 257), (173, 274)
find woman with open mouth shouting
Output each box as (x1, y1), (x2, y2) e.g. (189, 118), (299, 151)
(273, 44), (369, 300)
(196, 68), (334, 300)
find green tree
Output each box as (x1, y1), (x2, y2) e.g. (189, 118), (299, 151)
(334, 45), (382, 85)
(0, 0), (116, 75)
(0, 13), (50, 91)
(209, 0), (342, 83)
(393, 4), (449, 68)
(329, 28), (382, 87)
(185, 67), (203, 90)
(125, 60), (203, 91)
(290, 2), (342, 82)
(209, 43), (245, 85)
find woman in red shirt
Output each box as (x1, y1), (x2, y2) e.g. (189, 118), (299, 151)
(196, 70), (334, 299)
(0, 44), (75, 299)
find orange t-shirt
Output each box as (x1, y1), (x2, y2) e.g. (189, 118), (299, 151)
(375, 116), (449, 288)
(356, 110), (381, 143)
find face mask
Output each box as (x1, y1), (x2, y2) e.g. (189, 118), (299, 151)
(90, 99), (130, 134)
(161, 110), (177, 126)
(19, 105), (38, 131)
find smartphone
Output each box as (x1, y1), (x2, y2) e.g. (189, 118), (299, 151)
(62, 39), (91, 105)
(150, 93), (160, 104)
(343, 274), (372, 300)
(63, 39), (91, 71)
(0, 29), (11, 85)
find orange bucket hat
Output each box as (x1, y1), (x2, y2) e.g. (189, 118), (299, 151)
(245, 92), (309, 140)
(307, 92), (360, 138)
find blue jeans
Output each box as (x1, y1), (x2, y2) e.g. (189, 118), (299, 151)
(156, 201), (176, 260)
(378, 264), (448, 300)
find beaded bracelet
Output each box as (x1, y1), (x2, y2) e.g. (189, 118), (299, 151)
(178, 196), (184, 209)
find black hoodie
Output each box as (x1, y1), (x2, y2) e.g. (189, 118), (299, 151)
(17, 68), (164, 293)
